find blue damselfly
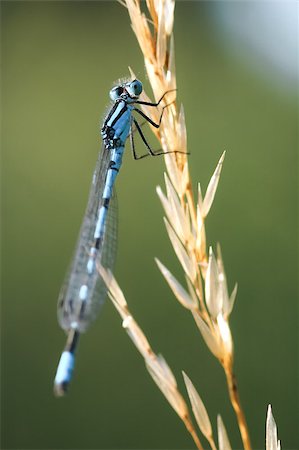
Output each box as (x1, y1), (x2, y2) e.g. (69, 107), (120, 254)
(54, 79), (183, 396)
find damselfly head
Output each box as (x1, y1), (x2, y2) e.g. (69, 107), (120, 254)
(109, 79), (143, 102)
(124, 79), (143, 98)
(109, 85), (124, 101)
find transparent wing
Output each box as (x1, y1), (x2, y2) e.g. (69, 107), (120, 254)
(57, 144), (118, 332)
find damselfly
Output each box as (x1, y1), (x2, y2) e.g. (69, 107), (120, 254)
(54, 79), (183, 396)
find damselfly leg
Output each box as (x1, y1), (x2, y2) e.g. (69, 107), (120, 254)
(130, 93), (188, 160)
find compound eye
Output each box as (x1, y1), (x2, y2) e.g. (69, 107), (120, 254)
(126, 79), (143, 97)
(109, 86), (123, 101)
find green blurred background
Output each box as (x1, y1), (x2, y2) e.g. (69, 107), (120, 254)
(2, 1), (298, 449)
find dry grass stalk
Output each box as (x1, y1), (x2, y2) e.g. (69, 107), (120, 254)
(99, 266), (204, 450)
(123, 0), (252, 449)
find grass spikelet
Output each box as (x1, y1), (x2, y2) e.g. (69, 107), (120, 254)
(266, 405), (281, 450)
(182, 371), (216, 450)
(217, 415), (233, 450)
(163, 217), (197, 283)
(202, 151), (226, 218)
(205, 247), (222, 318)
(191, 310), (223, 361)
(155, 258), (198, 310)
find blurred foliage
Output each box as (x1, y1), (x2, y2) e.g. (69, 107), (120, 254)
(2, 2), (297, 449)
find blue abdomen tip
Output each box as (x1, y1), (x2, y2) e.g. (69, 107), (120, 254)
(54, 351), (75, 397)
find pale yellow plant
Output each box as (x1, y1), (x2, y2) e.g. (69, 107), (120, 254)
(123, 0), (250, 448)
(100, 0), (282, 448)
